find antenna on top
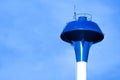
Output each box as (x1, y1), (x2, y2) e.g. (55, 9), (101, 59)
(73, 1), (92, 21)
(73, 5), (77, 20)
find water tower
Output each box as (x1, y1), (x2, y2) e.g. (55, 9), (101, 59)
(60, 14), (104, 80)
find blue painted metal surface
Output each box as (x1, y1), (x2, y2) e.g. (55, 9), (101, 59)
(72, 41), (92, 62)
(60, 16), (104, 44)
(60, 16), (104, 62)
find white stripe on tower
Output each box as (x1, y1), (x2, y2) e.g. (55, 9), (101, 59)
(77, 61), (86, 80)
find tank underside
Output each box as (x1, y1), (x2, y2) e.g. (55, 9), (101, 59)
(60, 30), (104, 44)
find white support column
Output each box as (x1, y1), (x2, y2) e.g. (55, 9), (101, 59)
(77, 61), (87, 80)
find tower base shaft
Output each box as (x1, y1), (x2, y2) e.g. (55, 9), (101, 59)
(77, 62), (87, 80)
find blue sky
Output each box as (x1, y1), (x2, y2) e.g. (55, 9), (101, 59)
(0, 0), (120, 80)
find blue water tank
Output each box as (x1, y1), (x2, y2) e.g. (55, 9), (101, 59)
(60, 16), (104, 44)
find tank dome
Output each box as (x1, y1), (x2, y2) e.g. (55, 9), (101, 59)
(60, 16), (104, 44)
